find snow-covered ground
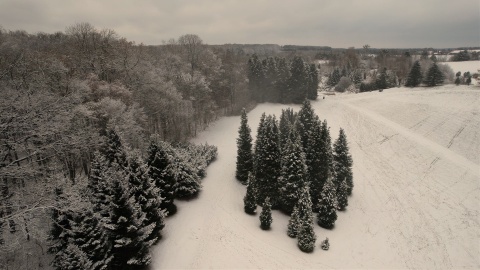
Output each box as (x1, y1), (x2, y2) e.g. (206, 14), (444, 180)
(445, 60), (480, 75)
(151, 85), (479, 269)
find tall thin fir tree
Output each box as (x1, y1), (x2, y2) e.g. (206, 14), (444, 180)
(128, 153), (165, 246)
(106, 171), (151, 270)
(147, 139), (177, 216)
(336, 178), (349, 211)
(244, 173), (257, 215)
(236, 108), (253, 185)
(297, 185), (316, 253)
(333, 128), (354, 196)
(279, 108), (296, 148)
(306, 117), (324, 212)
(103, 129), (128, 167)
(287, 204), (300, 238)
(405, 60), (422, 87)
(254, 115), (281, 208)
(279, 126), (307, 214)
(259, 197), (273, 230)
(424, 63), (444, 87)
(317, 177), (338, 229)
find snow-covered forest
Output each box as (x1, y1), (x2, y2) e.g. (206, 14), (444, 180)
(1, 22), (479, 269)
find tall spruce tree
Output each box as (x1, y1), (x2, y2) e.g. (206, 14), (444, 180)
(287, 204), (300, 238)
(287, 56), (309, 103)
(171, 153), (202, 199)
(405, 60), (422, 87)
(87, 153), (112, 217)
(336, 178), (349, 211)
(103, 129), (128, 167)
(307, 64), (319, 100)
(297, 185), (316, 253)
(236, 108), (253, 184)
(333, 128), (353, 195)
(279, 126), (307, 214)
(259, 197), (273, 230)
(146, 139), (177, 216)
(424, 63), (444, 87)
(247, 54), (266, 102)
(69, 210), (113, 270)
(106, 173), (151, 270)
(128, 153), (165, 245)
(327, 68), (341, 87)
(279, 108), (296, 148)
(276, 57), (291, 103)
(244, 173), (257, 214)
(254, 115), (281, 208)
(306, 118), (326, 212)
(317, 177), (338, 229)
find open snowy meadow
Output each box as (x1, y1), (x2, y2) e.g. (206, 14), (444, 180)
(151, 63), (479, 269)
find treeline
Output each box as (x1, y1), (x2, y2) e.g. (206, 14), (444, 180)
(237, 101), (353, 252)
(247, 55), (319, 104)
(0, 23), (230, 268)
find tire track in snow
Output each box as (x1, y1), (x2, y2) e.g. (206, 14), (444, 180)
(342, 101), (480, 177)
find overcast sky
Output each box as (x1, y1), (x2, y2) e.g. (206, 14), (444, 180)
(0, 0), (478, 48)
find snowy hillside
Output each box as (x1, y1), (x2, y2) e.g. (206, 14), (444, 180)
(151, 86), (479, 269)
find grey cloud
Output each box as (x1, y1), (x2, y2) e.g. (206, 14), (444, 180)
(0, 0), (478, 48)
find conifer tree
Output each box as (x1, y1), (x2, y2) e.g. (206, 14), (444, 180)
(279, 127), (307, 214)
(276, 57), (291, 103)
(106, 173), (151, 269)
(376, 68), (388, 89)
(87, 152), (112, 217)
(171, 153), (202, 199)
(317, 177), (338, 229)
(259, 197), (273, 230)
(287, 204), (300, 238)
(405, 60), (422, 87)
(305, 117), (324, 211)
(69, 211), (113, 270)
(49, 187), (74, 260)
(336, 178), (349, 211)
(236, 108), (253, 184)
(279, 108), (296, 148)
(254, 115), (281, 208)
(147, 139), (177, 216)
(296, 100), (316, 150)
(287, 56), (309, 103)
(307, 64), (319, 100)
(244, 173), (257, 214)
(327, 68), (341, 87)
(333, 128), (353, 195)
(53, 243), (93, 270)
(103, 129), (128, 167)
(128, 153), (165, 245)
(297, 185), (316, 253)
(424, 63), (444, 87)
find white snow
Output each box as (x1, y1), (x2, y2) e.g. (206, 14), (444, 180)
(151, 85), (480, 269)
(445, 60), (480, 74)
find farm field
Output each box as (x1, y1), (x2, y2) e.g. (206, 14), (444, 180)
(151, 82), (479, 269)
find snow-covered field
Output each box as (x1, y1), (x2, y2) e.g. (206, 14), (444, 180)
(151, 84), (479, 269)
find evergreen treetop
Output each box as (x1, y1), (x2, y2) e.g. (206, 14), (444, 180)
(236, 108), (253, 184)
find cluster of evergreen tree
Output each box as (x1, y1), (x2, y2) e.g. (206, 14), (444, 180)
(359, 68), (397, 92)
(405, 61), (445, 87)
(48, 130), (217, 269)
(247, 55), (318, 104)
(238, 101), (354, 252)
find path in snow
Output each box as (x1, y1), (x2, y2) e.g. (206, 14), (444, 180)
(150, 86), (480, 269)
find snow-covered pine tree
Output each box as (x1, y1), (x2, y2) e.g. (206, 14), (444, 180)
(287, 56), (309, 103)
(52, 243), (93, 270)
(69, 210), (113, 270)
(276, 57), (291, 104)
(170, 153), (202, 199)
(146, 138), (177, 216)
(287, 204), (300, 238)
(336, 178), (349, 211)
(296, 100), (316, 151)
(333, 128), (353, 195)
(279, 126), (307, 214)
(259, 197), (273, 230)
(264, 57), (280, 102)
(297, 185), (316, 253)
(244, 173), (257, 214)
(236, 108), (253, 184)
(49, 187), (75, 264)
(279, 108), (296, 148)
(424, 63), (444, 87)
(307, 64), (319, 100)
(103, 129), (128, 167)
(327, 68), (341, 87)
(105, 171), (151, 270)
(128, 153), (165, 245)
(305, 117), (323, 212)
(87, 152), (112, 217)
(317, 177), (338, 229)
(247, 54), (266, 102)
(254, 115), (281, 208)
(405, 60), (422, 87)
